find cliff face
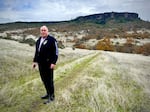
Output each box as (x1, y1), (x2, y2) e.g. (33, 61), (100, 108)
(73, 12), (140, 24)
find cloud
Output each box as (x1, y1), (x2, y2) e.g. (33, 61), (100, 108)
(0, 0), (150, 23)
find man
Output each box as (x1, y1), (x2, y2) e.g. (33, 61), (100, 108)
(32, 25), (58, 104)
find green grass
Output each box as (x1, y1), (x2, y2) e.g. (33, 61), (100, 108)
(0, 39), (150, 112)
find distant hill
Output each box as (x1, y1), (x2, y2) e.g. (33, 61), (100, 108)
(72, 12), (140, 24)
(0, 12), (150, 55)
(0, 12), (150, 32)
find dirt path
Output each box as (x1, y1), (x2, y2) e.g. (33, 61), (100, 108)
(31, 51), (100, 112)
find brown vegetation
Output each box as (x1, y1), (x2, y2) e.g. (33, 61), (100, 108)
(95, 37), (114, 51)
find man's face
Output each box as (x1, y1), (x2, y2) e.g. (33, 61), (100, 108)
(40, 27), (48, 37)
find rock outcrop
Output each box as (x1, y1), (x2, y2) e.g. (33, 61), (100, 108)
(73, 12), (140, 24)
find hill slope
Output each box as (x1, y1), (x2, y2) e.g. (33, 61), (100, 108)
(0, 12), (150, 32)
(0, 39), (150, 112)
(72, 12), (139, 24)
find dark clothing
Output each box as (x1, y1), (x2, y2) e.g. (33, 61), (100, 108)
(33, 35), (58, 97)
(38, 63), (54, 96)
(33, 35), (58, 64)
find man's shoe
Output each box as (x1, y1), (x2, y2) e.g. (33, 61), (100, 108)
(50, 96), (55, 101)
(50, 94), (55, 101)
(41, 94), (49, 99)
(43, 95), (55, 104)
(43, 97), (51, 104)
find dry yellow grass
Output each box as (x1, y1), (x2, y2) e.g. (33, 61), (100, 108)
(0, 39), (150, 112)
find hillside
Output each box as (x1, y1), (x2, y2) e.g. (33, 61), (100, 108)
(0, 39), (150, 112)
(1, 12), (150, 31)
(72, 12), (139, 24)
(0, 12), (150, 55)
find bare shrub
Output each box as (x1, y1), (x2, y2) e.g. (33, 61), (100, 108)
(142, 43), (150, 56)
(96, 37), (114, 51)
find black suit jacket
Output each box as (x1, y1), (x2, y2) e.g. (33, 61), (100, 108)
(33, 35), (58, 65)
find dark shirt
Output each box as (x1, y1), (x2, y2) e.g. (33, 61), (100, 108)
(33, 35), (58, 65)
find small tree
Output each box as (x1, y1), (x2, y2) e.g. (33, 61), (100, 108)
(95, 37), (114, 51)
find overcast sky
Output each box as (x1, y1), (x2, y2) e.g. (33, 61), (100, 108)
(0, 0), (150, 23)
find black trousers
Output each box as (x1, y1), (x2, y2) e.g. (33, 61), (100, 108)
(38, 63), (54, 97)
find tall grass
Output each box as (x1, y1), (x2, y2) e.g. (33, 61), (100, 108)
(0, 39), (150, 112)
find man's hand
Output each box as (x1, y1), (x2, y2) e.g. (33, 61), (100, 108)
(32, 62), (38, 69)
(50, 64), (55, 69)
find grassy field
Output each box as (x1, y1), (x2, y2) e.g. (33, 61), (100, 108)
(0, 39), (150, 112)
